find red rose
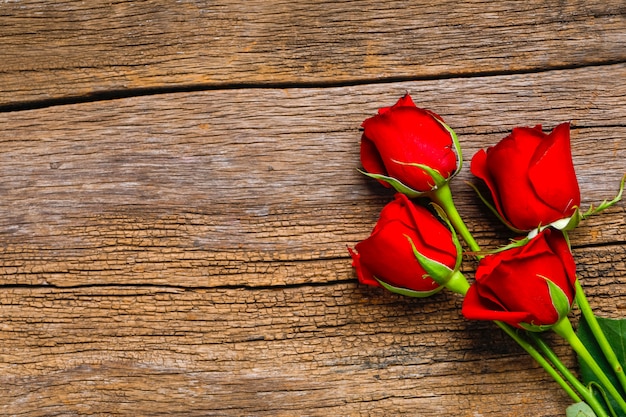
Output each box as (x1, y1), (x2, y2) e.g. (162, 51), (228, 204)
(462, 229), (577, 330)
(471, 123), (580, 231)
(349, 193), (458, 296)
(360, 94), (458, 193)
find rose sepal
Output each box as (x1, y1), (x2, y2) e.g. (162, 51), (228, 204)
(357, 169), (424, 198)
(406, 235), (469, 295)
(374, 277), (444, 298)
(406, 234), (453, 280)
(525, 174), (624, 238)
(405, 233), (453, 281)
(526, 212), (582, 239)
(473, 235), (532, 257)
(525, 173), (625, 237)
(358, 160), (449, 198)
(429, 202), (465, 270)
(518, 277), (573, 332)
(442, 270), (471, 296)
(405, 205), (468, 295)
(581, 173), (625, 219)
(433, 117), (464, 179)
(391, 160), (449, 190)
(545, 211), (582, 233)
(359, 141), (460, 198)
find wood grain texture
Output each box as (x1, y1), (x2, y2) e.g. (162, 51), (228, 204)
(1, 65), (624, 289)
(1, 1), (626, 415)
(0, 64), (625, 416)
(1, 275), (625, 416)
(0, 284), (583, 417)
(0, 0), (625, 106)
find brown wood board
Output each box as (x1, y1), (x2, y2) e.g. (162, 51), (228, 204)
(1, 2), (625, 416)
(1, 0), (625, 106)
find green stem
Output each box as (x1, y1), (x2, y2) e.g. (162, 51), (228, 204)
(494, 321), (585, 405)
(450, 273), (582, 404)
(431, 183), (482, 256)
(529, 332), (609, 417)
(575, 279), (626, 394)
(553, 317), (626, 414)
(431, 182), (590, 405)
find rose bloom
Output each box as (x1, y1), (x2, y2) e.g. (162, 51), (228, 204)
(360, 94), (457, 193)
(462, 229), (577, 329)
(349, 193), (457, 295)
(471, 123), (580, 231)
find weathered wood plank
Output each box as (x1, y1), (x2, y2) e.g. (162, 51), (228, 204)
(1, 64), (624, 288)
(2, 282), (602, 416)
(1, 0), (625, 107)
(1, 64), (624, 416)
(2, 244), (624, 416)
(2, 1), (624, 415)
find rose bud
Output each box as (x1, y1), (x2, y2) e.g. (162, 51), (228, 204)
(471, 123), (581, 232)
(348, 193), (458, 297)
(462, 229), (577, 331)
(360, 93), (459, 195)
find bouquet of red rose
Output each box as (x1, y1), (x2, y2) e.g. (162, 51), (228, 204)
(349, 94), (626, 417)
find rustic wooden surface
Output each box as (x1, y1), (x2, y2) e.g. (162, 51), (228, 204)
(1, 1), (625, 416)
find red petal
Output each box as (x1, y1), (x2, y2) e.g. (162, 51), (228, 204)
(462, 284), (531, 326)
(399, 194), (457, 268)
(378, 93), (417, 114)
(392, 93), (416, 109)
(369, 108), (456, 189)
(360, 135), (392, 188)
(528, 123), (580, 216)
(348, 247), (380, 287)
(480, 128), (554, 230)
(470, 149), (507, 219)
(545, 230), (577, 299)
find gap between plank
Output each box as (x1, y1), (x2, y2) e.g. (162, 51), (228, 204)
(0, 278), (357, 292)
(1, 60), (624, 114)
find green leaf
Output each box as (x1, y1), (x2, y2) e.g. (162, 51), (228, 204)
(566, 402), (598, 417)
(577, 314), (626, 416)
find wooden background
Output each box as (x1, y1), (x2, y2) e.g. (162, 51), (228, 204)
(1, 1), (625, 416)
